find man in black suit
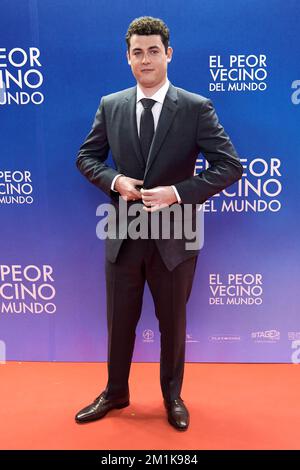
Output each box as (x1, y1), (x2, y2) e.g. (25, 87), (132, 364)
(75, 16), (243, 430)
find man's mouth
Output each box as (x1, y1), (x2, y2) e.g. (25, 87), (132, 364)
(141, 69), (154, 72)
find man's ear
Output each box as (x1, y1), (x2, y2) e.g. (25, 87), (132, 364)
(126, 50), (131, 65)
(166, 47), (173, 63)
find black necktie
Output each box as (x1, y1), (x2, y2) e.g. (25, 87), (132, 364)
(139, 98), (156, 163)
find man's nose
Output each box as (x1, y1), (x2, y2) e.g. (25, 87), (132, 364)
(142, 53), (151, 64)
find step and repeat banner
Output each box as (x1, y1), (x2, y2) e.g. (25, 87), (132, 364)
(1, 0), (299, 363)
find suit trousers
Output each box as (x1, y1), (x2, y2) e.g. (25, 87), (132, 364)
(104, 237), (198, 401)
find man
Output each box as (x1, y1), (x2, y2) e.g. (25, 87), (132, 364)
(75, 16), (243, 431)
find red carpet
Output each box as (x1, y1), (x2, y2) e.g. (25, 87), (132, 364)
(0, 362), (299, 450)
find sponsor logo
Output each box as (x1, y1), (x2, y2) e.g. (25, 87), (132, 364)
(186, 333), (199, 343)
(288, 332), (300, 341)
(142, 329), (154, 343)
(251, 330), (280, 342)
(209, 334), (241, 342)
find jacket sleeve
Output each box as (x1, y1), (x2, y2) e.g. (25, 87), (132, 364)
(76, 97), (120, 197)
(174, 98), (243, 204)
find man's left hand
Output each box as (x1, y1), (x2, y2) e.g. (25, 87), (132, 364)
(141, 186), (178, 212)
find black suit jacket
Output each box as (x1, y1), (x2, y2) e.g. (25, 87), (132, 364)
(76, 82), (243, 270)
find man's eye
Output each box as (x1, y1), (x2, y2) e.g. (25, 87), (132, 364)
(133, 51), (158, 56)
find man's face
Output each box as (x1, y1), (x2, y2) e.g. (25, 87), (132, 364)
(127, 34), (173, 88)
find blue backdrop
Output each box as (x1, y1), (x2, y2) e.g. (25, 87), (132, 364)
(1, 0), (299, 363)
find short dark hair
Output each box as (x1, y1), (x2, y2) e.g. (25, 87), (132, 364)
(126, 16), (170, 53)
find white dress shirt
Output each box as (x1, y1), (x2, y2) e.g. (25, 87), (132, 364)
(111, 78), (181, 203)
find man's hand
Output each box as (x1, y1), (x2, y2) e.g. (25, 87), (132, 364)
(141, 186), (178, 212)
(115, 176), (144, 201)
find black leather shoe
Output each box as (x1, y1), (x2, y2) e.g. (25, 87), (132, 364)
(164, 397), (190, 431)
(75, 391), (130, 423)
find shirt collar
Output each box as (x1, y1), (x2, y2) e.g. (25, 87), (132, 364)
(136, 78), (170, 104)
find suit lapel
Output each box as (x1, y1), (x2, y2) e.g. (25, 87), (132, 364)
(123, 87), (145, 170)
(144, 83), (178, 178)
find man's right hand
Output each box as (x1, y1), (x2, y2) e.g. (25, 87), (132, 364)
(115, 176), (144, 201)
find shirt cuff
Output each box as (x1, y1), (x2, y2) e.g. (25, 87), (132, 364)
(171, 185), (182, 203)
(111, 174), (124, 192)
